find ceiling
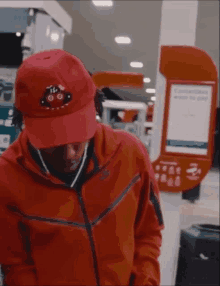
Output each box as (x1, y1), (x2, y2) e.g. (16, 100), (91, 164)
(51, 1), (219, 104)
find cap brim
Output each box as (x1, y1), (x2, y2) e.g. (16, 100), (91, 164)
(24, 100), (98, 148)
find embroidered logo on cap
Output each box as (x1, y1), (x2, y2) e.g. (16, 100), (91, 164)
(40, 84), (72, 110)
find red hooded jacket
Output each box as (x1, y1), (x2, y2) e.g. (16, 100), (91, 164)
(0, 122), (164, 286)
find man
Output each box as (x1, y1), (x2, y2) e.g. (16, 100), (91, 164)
(0, 49), (164, 286)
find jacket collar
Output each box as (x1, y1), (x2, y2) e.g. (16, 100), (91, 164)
(1, 123), (121, 185)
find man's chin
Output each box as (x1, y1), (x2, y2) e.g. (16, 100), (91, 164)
(48, 159), (82, 174)
(63, 161), (81, 173)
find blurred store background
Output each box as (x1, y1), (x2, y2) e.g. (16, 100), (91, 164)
(0, 1), (219, 285)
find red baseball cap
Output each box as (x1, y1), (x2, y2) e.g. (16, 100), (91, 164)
(14, 49), (97, 149)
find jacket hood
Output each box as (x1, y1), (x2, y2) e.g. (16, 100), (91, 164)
(0, 123), (121, 185)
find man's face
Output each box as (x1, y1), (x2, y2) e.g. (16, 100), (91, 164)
(39, 141), (88, 174)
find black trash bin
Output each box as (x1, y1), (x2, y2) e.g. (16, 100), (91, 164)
(175, 224), (220, 286)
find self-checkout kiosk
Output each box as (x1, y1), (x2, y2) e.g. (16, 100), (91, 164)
(92, 45), (218, 195)
(151, 44), (218, 285)
(151, 45), (218, 193)
(153, 45), (218, 286)
(93, 45), (218, 192)
(0, 1), (72, 154)
(151, 2), (219, 285)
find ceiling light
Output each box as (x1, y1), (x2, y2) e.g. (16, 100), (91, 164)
(151, 96), (156, 101)
(50, 32), (60, 42)
(130, 62), (143, 68)
(146, 88), (156, 93)
(115, 36), (131, 44)
(118, 111), (125, 119)
(92, 0), (113, 7)
(143, 77), (151, 83)
(29, 9), (34, 16)
(16, 32), (21, 37)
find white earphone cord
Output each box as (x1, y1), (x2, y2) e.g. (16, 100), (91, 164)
(36, 141), (89, 188)
(70, 141), (88, 188)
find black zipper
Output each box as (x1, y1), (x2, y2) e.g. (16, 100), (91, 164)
(69, 142), (101, 286)
(76, 190), (101, 286)
(7, 205), (87, 228)
(150, 183), (164, 226)
(73, 174), (140, 286)
(92, 174), (141, 226)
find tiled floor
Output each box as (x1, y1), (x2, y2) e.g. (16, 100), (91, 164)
(160, 167), (219, 286)
(175, 167), (219, 285)
(180, 167), (220, 229)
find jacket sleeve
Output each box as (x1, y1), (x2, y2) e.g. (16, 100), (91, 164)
(0, 188), (38, 286)
(130, 143), (164, 286)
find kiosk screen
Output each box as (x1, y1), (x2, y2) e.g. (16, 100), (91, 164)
(166, 84), (212, 155)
